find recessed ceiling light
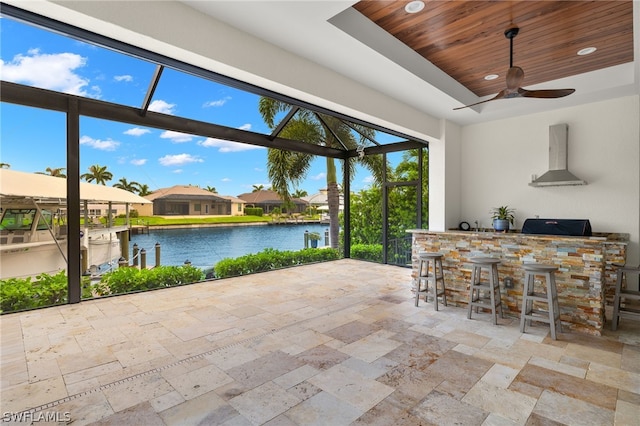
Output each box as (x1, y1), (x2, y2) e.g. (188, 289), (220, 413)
(405, 1), (425, 14)
(484, 74), (499, 81)
(577, 47), (597, 56)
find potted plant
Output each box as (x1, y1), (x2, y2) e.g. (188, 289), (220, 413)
(490, 206), (515, 232)
(308, 232), (321, 248)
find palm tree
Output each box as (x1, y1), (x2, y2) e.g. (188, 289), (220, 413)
(258, 98), (384, 248)
(252, 184), (265, 192)
(0, 163), (11, 169)
(81, 164), (113, 185)
(205, 186), (218, 193)
(113, 177), (140, 193)
(292, 189), (308, 199)
(136, 183), (152, 197)
(36, 167), (66, 178)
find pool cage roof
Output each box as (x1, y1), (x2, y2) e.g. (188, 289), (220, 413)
(1, 3), (428, 159)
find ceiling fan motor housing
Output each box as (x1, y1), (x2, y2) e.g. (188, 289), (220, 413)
(504, 27), (520, 39)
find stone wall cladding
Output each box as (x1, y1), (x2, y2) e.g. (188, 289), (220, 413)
(410, 230), (628, 336)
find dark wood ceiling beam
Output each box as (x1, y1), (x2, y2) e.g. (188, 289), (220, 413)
(1, 81), (346, 158)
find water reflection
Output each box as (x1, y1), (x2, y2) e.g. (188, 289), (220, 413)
(129, 224), (330, 269)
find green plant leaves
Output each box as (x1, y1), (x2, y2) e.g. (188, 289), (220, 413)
(213, 247), (340, 278)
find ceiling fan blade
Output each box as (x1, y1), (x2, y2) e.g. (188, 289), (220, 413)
(454, 27), (575, 112)
(518, 88), (576, 98)
(506, 66), (525, 90)
(453, 90), (506, 110)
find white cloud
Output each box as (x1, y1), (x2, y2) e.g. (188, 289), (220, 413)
(130, 159), (147, 166)
(172, 169), (183, 174)
(311, 173), (326, 181)
(79, 135), (119, 151)
(148, 99), (176, 115)
(114, 74), (133, 82)
(158, 153), (203, 166)
(203, 96), (231, 107)
(198, 137), (263, 152)
(160, 130), (194, 143)
(0, 49), (97, 96)
(222, 178), (231, 182)
(196, 123), (257, 152)
(90, 85), (102, 97)
(124, 127), (150, 136)
(362, 175), (375, 184)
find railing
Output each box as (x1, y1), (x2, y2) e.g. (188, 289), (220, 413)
(387, 236), (413, 267)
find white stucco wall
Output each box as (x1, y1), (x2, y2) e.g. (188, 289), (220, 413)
(428, 120), (462, 231)
(456, 96), (640, 268)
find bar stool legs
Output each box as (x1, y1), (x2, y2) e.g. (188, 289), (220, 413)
(415, 252), (447, 310)
(520, 264), (562, 340)
(611, 264), (640, 331)
(467, 257), (503, 324)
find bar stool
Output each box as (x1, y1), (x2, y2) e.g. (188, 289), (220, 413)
(467, 257), (503, 324)
(520, 263), (562, 340)
(415, 252), (447, 310)
(611, 264), (640, 331)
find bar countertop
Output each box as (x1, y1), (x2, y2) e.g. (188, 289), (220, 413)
(408, 229), (628, 335)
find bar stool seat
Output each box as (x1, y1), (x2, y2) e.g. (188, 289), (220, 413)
(611, 264), (640, 331)
(520, 263), (562, 340)
(467, 257), (503, 324)
(415, 252), (447, 310)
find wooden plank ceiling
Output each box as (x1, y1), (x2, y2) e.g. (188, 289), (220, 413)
(353, 1), (634, 97)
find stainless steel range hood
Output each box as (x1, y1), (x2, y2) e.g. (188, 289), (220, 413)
(529, 123), (586, 187)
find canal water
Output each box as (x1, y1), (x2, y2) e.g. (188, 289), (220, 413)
(129, 223), (330, 270)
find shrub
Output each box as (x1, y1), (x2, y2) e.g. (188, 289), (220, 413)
(245, 207), (263, 217)
(93, 265), (203, 296)
(213, 247), (340, 278)
(0, 271), (92, 313)
(350, 243), (383, 262)
(308, 232), (321, 241)
(116, 210), (139, 219)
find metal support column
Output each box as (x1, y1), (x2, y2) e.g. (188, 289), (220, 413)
(66, 98), (81, 303)
(343, 157), (351, 259)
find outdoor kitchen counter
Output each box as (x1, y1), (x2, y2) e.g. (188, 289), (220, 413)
(408, 229), (629, 335)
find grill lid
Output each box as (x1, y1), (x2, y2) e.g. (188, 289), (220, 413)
(521, 219), (592, 236)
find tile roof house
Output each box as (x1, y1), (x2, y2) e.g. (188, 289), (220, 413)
(237, 190), (308, 214)
(304, 189), (344, 211)
(135, 185), (245, 216)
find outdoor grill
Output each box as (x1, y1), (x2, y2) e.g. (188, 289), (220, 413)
(521, 219), (592, 236)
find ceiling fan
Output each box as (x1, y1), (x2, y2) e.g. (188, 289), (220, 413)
(454, 27), (575, 110)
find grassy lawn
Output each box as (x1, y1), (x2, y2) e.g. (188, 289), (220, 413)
(114, 215), (320, 226)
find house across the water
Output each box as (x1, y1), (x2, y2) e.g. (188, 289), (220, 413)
(237, 190), (308, 214)
(135, 185), (246, 217)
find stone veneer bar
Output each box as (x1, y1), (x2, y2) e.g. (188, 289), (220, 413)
(408, 229), (628, 335)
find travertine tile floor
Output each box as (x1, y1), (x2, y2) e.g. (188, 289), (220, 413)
(1, 259), (639, 425)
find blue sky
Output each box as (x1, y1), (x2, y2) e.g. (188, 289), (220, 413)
(0, 16), (398, 197)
